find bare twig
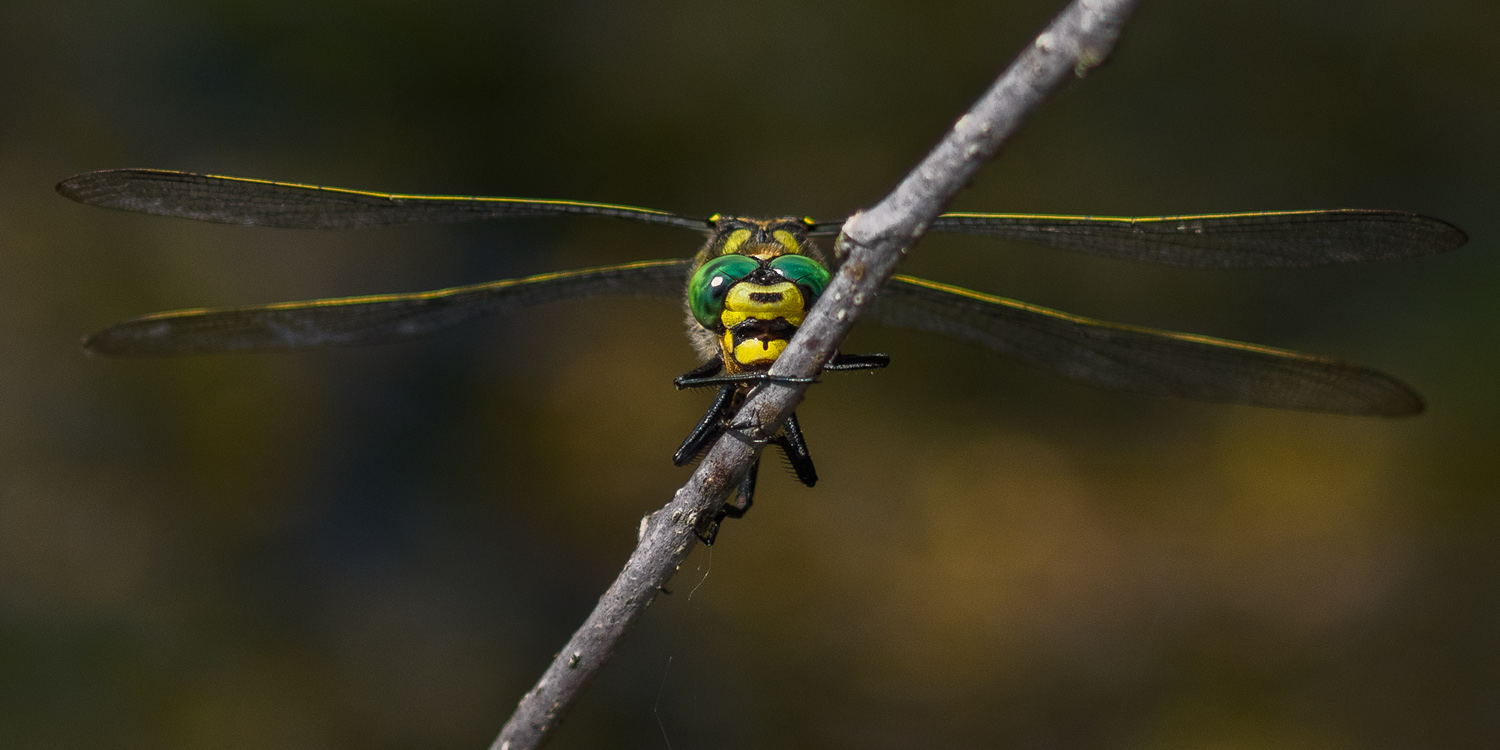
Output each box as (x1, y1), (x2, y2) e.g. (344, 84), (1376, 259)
(490, 1), (1142, 747)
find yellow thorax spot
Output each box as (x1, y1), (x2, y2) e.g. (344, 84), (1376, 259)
(772, 229), (801, 253)
(721, 228), (753, 255)
(719, 281), (806, 329)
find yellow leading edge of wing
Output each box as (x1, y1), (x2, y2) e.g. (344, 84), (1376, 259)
(936, 209), (1348, 224)
(889, 274), (1348, 364)
(190, 171), (684, 217)
(108, 259), (691, 323)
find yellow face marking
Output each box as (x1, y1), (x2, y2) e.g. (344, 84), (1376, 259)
(721, 229), (753, 255)
(717, 281), (807, 366)
(772, 230), (801, 253)
(718, 282), (806, 328)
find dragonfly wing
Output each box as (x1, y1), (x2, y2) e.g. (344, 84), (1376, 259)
(86, 259), (693, 356)
(928, 210), (1466, 268)
(57, 169), (712, 231)
(872, 275), (1422, 417)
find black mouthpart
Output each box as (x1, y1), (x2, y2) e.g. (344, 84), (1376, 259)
(744, 265), (785, 285)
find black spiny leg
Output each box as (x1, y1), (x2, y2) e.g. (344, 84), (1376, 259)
(700, 459), (758, 546)
(826, 352), (890, 372)
(772, 411), (819, 487)
(726, 460), (758, 520)
(673, 383), (737, 467)
(676, 352), (890, 389)
(681, 355), (878, 545)
(703, 413), (815, 545)
(674, 356), (724, 389)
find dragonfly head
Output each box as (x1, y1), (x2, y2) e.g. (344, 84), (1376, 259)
(688, 217), (831, 371)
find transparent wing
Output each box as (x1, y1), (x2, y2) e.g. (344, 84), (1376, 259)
(85, 259), (693, 356)
(811, 210), (1465, 268)
(57, 169), (713, 232)
(873, 275), (1422, 417)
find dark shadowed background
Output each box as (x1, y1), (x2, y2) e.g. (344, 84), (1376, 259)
(1, 1), (1497, 748)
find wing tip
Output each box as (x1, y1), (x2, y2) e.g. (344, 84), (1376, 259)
(81, 329), (126, 357)
(56, 171), (106, 202)
(58, 168), (193, 202)
(1380, 210), (1467, 253)
(1355, 372), (1425, 418)
(1376, 390), (1425, 418)
(56, 168), (146, 206)
(1434, 219), (1469, 253)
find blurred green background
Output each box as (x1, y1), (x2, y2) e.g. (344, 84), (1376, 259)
(2, 0), (1497, 748)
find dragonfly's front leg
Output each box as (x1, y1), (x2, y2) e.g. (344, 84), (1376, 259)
(673, 356), (725, 390)
(673, 351), (890, 389)
(825, 352), (890, 372)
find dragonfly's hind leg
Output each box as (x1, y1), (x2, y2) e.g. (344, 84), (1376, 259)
(700, 412), (818, 545)
(699, 459), (758, 546)
(772, 411), (818, 487)
(692, 409), (821, 545)
(724, 460), (758, 520)
(673, 384), (736, 467)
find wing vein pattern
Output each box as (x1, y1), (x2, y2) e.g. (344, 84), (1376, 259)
(872, 275), (1422, 416)
(86, 259), (693, 356)
(923, 210), (1465, 268)
(58, 169), (712, 231)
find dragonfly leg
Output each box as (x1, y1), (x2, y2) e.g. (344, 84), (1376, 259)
(724, 460), (758, 519)
(700, 413), (817, 545)
(674, 356), (725, 389)
(772, 411), (818, 487)
(825, 352), (890, 372)
(675, 353), (889, 389)
(675, 371), (816, 389)
(673, 384), (737, 466)
(699, 459), (758, 546)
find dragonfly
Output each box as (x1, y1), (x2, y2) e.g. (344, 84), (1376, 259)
(58, 168), (1466, 542)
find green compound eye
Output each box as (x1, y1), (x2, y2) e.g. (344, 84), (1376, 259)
(768, 254), (830, 302)
(688, 254), (759, 328)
